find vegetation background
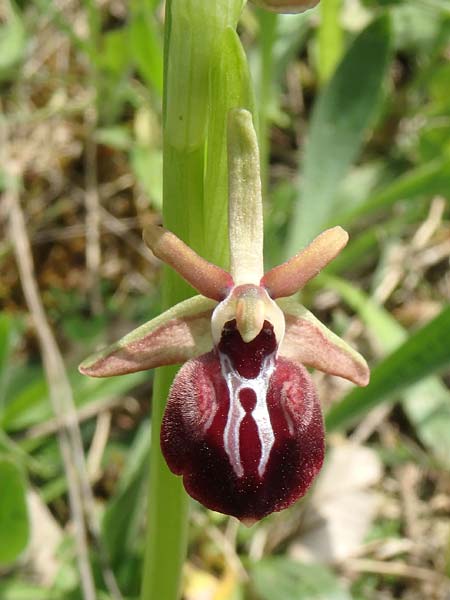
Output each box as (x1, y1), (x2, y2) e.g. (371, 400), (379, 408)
(1, 0), (450, 598)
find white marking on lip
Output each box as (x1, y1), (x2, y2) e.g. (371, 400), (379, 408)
(219, 352), (276, 479)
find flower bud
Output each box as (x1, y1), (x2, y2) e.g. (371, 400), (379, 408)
(250, 0), (320, 13)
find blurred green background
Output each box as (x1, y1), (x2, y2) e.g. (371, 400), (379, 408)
(1, 0), (450, 598)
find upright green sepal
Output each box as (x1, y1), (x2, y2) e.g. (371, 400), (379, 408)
(227, 109), (264, 285)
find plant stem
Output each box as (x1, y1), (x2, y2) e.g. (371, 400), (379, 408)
(140, 2), (245, 599)
(140, 364), (189, 600)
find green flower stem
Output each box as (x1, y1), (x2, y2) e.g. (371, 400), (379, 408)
(140, 2), (246, 599)
(140, 364), (188, 600)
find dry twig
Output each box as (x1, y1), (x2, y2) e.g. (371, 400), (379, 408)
(6, 173), (123, 600)
(24, 395), (127, 441)
(84, 105), (103, 314)
(191, 511), (248, 582)
(344, 557), (447, 585)
(7, 181), (98, 600)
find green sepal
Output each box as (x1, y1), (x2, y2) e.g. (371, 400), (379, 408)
(79, 296), (217, 377)
(278, 297), (370, 386)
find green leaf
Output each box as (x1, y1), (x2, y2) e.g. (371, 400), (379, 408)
(0, 371), (50, 432)
(99, 29), (130, 74)
(0, 581), (63, 600)
(0, 314), (21, 413)
(250, 558), (352, 600)
(204, 26), (254, 267)
(102, 422), (150, 565)
(131, 145), (163, 210)
(0, 2), (26, 81)
(96, 126), (133, 150)
(286, 14), (391, 253)
(0, 458), (29, 564)
(129, 0), (163, 95)
(326, 304), (450, 432)
(1, 368), (146, 433)
(391, 3), (442, 52)
(334, 157), (450, 227)
(273, 13), (310, 79)
(318, 0), (344, 82)
(164, 1), (244, 152)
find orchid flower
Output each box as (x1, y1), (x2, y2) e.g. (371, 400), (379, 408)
(80, 109), (369, 524)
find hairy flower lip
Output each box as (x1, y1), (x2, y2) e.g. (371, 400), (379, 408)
(161, 351), (325, 522)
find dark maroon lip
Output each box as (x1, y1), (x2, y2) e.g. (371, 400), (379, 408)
(218, 319), (277, 379)
(161, 320), (325, 522)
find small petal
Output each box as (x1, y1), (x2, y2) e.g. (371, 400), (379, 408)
(261, 227), (348, 299)
(278, 298), (370, 386)
(227, 109), (264, 285)
(250, 0), (320, 13)
(79, 296), (216, 377)
(161, 350), (324, 522)
(144, 225), (233, 301)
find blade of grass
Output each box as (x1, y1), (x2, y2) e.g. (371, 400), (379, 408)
(0, 314), (20, 412)
(0, 0), (26, 80)
(322, 275), (450, 467)
(7, 187), (98, 599)
(333, 157), (450, 227)
(129, 0), (163, 96)
(318, 0), (343, 82)
(326, 301), (450, 432)
(103, 422), (150, 568)
(0, 458), (29, 565)
(272, 13), (310, 78)
(286, 14), (391, 254)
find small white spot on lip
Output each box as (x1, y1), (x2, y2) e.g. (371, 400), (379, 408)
(219, 351), (276, 479)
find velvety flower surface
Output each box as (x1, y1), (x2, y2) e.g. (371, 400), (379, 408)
(161, 321), (324, 523)
(80, 109), (369, 523)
